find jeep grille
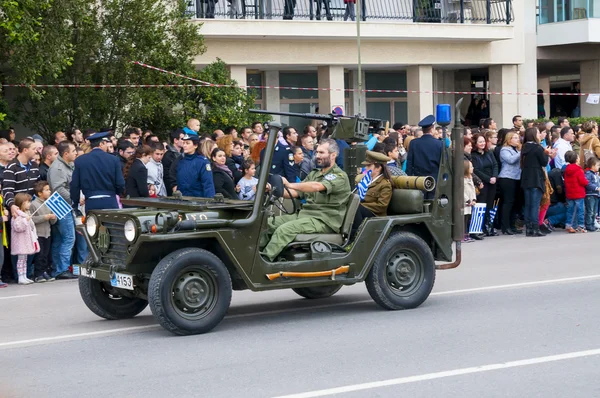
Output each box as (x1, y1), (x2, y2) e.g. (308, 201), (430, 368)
(99, 221), (128, 267)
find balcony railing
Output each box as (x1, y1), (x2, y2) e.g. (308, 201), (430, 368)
(538, 0), (596, 24)
(186, 0), (513, 24)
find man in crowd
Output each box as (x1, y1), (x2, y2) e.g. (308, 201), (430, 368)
(406, 115), (442, 199)
(2, 138), (40, 218)
(53, 131), (66, 146)
(260, 138), (351, 262)
(39, 145), (58, 181)
(268, 126), (298, 182)
(512, 115), (525, 135)
(0, 142), (13, 185)
(252, 121), (264, 137)
(553, 126), (574, 170)
(146, 142), (167, 197)
(123, 127), (141, 147)
(482, 118), (497, 131)
(558, 116), (570, 128)
(47, 141), (78, 279)
(117, 140), (136, 171)
(163, 129), (184, 196)
(71, 132), (125, 212)
(239, 126), (252, 147)
(68, 128), (85, 147)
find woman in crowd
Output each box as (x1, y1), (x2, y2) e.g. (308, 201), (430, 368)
(123, 145), (153, 198)
(200, 139), (217, 159)
(352, 151), (393, 237)
(211, 148), (238, 199)
(471, 133), (499, 236)
(217, 135), (243, 183)
(520, 127), (549, 237)
(579, 120), (600, 167)
(498, 132), (522, 235)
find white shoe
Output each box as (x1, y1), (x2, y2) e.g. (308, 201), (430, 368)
(25, 277), (34, 283)
(18, 276), (33, 285)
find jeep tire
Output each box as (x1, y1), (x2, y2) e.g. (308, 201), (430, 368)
(148, 248), (232, 336)
(366, 231), (435, 310)
(79, 277), (148, 320)
(292, 284), (343, 299)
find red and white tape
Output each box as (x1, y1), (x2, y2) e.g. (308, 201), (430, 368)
(0, 60), (588, 97)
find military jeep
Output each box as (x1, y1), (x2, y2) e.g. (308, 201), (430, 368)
(74, 111), (464, 336)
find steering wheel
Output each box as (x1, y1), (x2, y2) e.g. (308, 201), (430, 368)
(266, 174), (298, 215)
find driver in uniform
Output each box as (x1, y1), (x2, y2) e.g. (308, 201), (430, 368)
(260, 138), (351, 262)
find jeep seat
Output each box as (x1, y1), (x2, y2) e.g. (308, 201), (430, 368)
(293, 194), (360, 245)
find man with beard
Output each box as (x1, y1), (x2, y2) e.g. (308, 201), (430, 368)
(260, 139), (351, 262)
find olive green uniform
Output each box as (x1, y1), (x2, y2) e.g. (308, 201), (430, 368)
(262, 165), (351, 261)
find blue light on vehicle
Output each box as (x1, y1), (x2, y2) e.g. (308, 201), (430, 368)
(436, 104), (451, 126)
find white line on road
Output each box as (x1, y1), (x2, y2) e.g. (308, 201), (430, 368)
(2, 274), (600, 348)
(272, 348), (600, 398)
(0, 294), (39, 300)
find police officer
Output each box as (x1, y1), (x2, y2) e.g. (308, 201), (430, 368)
(260, 138), (351, 262)
(405, 115), (442, 199)
(263, 126), (298, 182)
(71, 132), (125, 212)
(175, 133), (215, 197)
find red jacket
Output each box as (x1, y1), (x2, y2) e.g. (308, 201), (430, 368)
(564, 163), (588, 200)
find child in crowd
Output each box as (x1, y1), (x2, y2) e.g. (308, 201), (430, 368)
(0, 186), (8, 288)
(463, 160), (477, 243)
(11, 193), (40, 285)
(148, 184), (157, 198)
(30, 181), (57, 282)
(237, 159), (258, 201)
(584, 157), (600, 231)
(564, 151), (588, 233)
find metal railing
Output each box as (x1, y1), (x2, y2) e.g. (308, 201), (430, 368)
(186, 0), (513, 24)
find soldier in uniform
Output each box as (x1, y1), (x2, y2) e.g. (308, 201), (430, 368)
(260, 138), (351, 262)
(405, 115), (443, 199)
(71, 132), (125, 212)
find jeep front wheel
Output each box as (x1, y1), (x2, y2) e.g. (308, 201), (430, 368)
(292, 284), (343, 299)
(365, 231), (435, 310)
(148, 248), (232, 336)
(79, 277), (148, 320)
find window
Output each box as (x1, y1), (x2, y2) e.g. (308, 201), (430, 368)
(279, 72), (319, 100)
(365, 72), (407, 124)
(247, 72), (264, 109)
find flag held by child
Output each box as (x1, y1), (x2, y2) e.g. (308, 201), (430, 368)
(357, 170), (372, 201)
(44, 192), (73, 220)
(469, 203), (486, 234)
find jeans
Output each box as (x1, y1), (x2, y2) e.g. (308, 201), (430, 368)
(344, 3), (356, 21)
(584, 196), (598, 230)
(73, 228), (88, 265)
(566, 198), (585, 229)
(523, 187), (543, 225)
(547, 202), (567, 226)
(51, 214), (76, 277)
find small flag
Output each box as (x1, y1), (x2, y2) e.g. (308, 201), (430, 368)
(469, 203), (486, 234)
(488, 200), (499, 224)
(357, 170), (372, 200)
(44, 191), (73, 220)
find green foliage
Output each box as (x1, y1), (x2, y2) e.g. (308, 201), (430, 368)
(2, 0), (266, 140)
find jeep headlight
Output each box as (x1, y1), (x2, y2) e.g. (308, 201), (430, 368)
(124, 219), (137, 242)
(86, 214), (98, 237)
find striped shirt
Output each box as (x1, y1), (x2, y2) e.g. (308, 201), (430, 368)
(2, 160), (40, 208)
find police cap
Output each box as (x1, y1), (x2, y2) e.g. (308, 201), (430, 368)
(181, 133), (199, 143)
(87, 131), (111, 143)
(418, 114), (436, 129)
(361, 150), (391, 165)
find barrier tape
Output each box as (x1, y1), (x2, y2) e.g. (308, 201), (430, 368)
(0, 60), (589, 96)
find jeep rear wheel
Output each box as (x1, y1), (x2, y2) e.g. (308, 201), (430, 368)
(365, 231), (435, 310)
(148, 248), (232, 336)
(79, 277), (148, 320)
(292, 284), (343, 299)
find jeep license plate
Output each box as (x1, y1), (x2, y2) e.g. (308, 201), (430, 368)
(73, 265), (96, 279)
(111, 273), (134, 291)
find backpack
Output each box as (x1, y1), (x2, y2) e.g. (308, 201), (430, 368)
(584, 138), (597, 163)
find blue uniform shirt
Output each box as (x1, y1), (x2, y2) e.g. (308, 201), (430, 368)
(71, 148), (125, 207)
(176, 153), (216, 197)
(262, 142), (298, 181)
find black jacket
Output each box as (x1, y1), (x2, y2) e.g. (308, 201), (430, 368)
(39, 162), (50, 181)
(162, 147), (181, 195)
(520, 142), (549, 191)
(212, 166), (237, 199)
(125, 159), (149, 198)
(463, 152), (483, 188)
(471, 150), (498, 184)
(226, 156), (243, 184)
(549, 167), (565, 205)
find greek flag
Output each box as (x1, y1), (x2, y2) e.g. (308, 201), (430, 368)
(488, 200), (499, 224)
(45, 191), (73, 220)
(469, 203), (486, 234)
(357, 170), (372, 200)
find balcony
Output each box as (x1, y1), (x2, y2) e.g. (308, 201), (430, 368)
(537, 1), (600, 46)
(186, 0), (513, 24)
(538, 0), (598, 24)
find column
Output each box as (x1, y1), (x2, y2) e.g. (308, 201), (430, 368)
(318, 66), (345, 116)
(489, 65), (518, 128)
(580, 60), (600, 117)
(433, 70), (456, 127)
(228, 65), (247, 88)
(517, 0), (538, 121)
(537, 77), (551, 119)
(407, 65), (433, 125)
(264, 71), (281, 122)
(455, 71), (471, 122)
(348, 70), (366, 116)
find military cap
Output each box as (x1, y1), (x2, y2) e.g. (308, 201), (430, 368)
(87, 131), (111, 142)
(361, 150), (391, 165)
(181, 133), (199, 143)
(418, 114), (436, 129)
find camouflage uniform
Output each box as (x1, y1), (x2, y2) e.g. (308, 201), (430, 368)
(262, 165), (351, 261)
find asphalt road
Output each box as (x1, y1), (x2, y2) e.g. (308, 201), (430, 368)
(1, 231), (599, 398)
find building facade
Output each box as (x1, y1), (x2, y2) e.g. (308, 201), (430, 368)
(190, 0), (537, 128)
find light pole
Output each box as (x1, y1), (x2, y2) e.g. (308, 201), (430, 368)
(356, 0), (363, 116)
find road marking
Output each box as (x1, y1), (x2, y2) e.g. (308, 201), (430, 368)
(2, 274), (600, 348)
(0, 294), (39, 300)
(272, 348), (600, 398)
